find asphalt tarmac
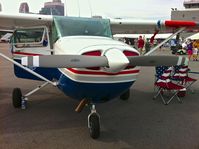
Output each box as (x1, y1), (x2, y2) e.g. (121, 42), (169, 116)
(1, 43), (199, 149)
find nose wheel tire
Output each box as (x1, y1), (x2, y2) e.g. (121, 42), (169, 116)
(12, 88), (22, 108)
(120, 89), (130, 100)
(88, 113), (100, 139)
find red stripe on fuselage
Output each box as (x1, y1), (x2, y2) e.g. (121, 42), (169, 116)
(13, 52), (41, 56)
(165, 20), (196, 28)
(67, 68), (140, 75)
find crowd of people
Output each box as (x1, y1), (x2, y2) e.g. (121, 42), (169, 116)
(122, 35), (161, 55)
(181, 39), (199, 61)
(121, 36), (199, 61)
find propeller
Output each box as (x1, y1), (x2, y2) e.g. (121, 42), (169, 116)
(21, 55), (109, 68)
(21, 55), (188, 71)
(127, 55), (188, 67)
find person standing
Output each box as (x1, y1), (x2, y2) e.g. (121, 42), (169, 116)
(187, 39), (193, 60)
(192, 40), (199, 61)
(137, 36), (145, 55)
(170, 39), (177, 54)
(145, 39), (151, 53)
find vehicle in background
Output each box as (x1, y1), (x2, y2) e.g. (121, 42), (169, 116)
(0, 33), (12, 42)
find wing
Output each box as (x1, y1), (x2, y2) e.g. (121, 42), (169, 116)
(0, 13), (53, 30)
(0, 29), (13, 33)
(110, 18), (199, 34)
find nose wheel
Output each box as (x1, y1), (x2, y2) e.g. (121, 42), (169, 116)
(88, 105), (100, 139)
(120, 89), (130, 100)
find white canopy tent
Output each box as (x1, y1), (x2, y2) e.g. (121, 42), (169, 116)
(113, 33), (176, 40)
(186, 32), (199, 40)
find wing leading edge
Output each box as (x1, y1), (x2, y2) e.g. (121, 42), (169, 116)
(0, 13), (53, 30)
(0, 13), (199, 34)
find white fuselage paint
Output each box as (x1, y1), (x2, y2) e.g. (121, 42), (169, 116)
(54, 36), (140, 83)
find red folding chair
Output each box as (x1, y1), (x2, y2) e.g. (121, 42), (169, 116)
(154, 66), (186, 105)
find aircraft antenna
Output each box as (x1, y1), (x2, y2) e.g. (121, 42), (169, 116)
(64, 0), (67, 16)
(88, 0), (93, 17)
(77, 0), (81, 17)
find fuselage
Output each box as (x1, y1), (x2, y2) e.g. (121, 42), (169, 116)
(13, 36), (140, 103)
(11, 16), (140, 103)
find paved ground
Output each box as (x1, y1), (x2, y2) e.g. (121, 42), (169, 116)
(1, 43), (199, 149)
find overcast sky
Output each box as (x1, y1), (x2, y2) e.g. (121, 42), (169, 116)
(0, 0), (185, 19)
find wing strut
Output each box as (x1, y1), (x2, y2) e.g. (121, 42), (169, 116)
(0, 52), (57, 86)
(145, 27), (186, 56)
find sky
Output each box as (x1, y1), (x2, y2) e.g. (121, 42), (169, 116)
(0, 0), (185, 19)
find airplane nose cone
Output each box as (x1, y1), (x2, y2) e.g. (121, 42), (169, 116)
(103, 48), (129, 73)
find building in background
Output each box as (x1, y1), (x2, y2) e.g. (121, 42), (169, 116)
(184, 0), (199, 8)
(171, 0), (199, 21)
(171, 0), (199, 42)
(39, 0), (65, 16)
(19, 2), (30, 13)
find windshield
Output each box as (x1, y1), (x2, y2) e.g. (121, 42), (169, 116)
(53, 16), (112, 39)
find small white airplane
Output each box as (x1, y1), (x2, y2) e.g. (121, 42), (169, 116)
(0, 29), (13, 42)
(0, 32), (12, 42)
(0, 13), (195, 139)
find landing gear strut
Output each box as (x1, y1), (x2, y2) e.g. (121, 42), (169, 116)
(88, 105), (100, 139)
(12, 82), (50, 109)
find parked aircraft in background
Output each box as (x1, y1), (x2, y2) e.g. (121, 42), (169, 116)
(0, 32), (12, 42)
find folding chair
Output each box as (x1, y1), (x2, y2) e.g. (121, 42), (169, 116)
(172, 65), (197, 93)
(154, 66), (186, 105)
(154, 66), (169, 91)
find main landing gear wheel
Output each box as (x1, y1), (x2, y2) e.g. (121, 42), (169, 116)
(12, 88), (22, 108)
(120, 89), (130, 100)
(12, 88), (27, 109)
(88, 105), (100, 139)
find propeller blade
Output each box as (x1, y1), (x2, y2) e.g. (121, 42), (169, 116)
(21, 55), (108, 68)
(22, 55), (188, 69)
(127, 55), (188, 66)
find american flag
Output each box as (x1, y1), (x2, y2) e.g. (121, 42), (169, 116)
(155, 66), (169, 79)
(155, 66), (174, 82)
(173, 65), (188, 79)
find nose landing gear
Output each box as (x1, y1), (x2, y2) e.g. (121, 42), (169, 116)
(76, 100), (101, 139)
(88, 105), (100, 139)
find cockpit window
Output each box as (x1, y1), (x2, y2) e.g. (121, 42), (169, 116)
(53, 16), (112, 39)
(13, 28), (47, 48)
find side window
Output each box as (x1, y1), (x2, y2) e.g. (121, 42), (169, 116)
(13, 28), (48, 48)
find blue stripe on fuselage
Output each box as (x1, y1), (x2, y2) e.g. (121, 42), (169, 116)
(14, 59), (60, 81)
(14, 59), (134, 103)
(57, 74), (134, 103)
